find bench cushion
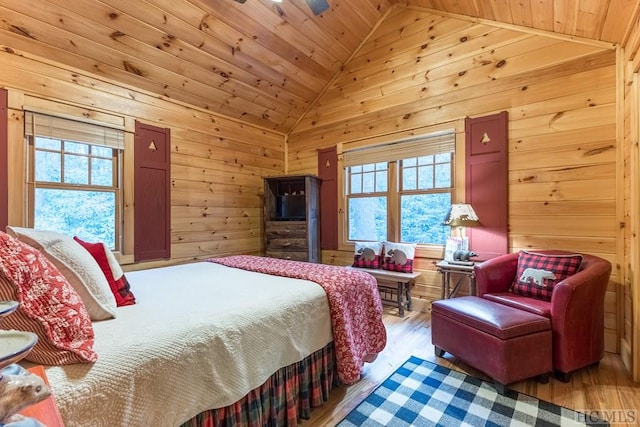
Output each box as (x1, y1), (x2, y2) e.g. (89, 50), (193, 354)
(431, 296), (550, 340)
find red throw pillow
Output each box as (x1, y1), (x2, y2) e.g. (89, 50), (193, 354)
(74, 237), (136, 307)
(511, 251), (583, 301)
(0, 231), (96, 364)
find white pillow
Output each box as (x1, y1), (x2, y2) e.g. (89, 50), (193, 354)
(6, 227), (117, 320)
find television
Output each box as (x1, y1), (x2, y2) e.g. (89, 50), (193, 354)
(276, 195), (306, 220)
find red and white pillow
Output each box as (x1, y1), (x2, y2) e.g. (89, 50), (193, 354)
(0, 231), (97, 364)
(352, 242), (383, 269)
(382, 242), (417, 273)
(511, 251), (583, 301)
(74, 236), (136, 307)
(6, 227), (117, 320)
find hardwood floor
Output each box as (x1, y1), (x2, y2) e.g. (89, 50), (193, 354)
(301, 307), (640, 426)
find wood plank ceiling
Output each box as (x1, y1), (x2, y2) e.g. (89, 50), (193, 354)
(0, 0), (637, 133)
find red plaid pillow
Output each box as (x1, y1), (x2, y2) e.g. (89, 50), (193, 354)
(352, 242), (383, 269)
(382, 242), (416, 273)
(74, 236), (136, 307)
(511, 251), (583, 301)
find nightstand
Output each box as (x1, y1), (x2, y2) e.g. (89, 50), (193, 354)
(436, 260), (477, 299)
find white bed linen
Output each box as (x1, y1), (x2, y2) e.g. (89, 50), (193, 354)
(33, 262), (333, 427)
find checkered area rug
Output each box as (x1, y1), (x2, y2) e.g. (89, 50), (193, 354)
(337, 356), (607, 427)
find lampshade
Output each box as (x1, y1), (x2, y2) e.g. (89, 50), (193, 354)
(443, 203), (480, 227)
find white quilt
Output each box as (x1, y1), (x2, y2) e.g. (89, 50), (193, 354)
(34, 262), (333, 426)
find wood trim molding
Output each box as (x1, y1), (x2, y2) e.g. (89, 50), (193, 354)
(630, 71), (640, 382)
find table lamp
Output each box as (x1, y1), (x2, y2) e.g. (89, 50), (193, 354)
(443, 203), (480, 263)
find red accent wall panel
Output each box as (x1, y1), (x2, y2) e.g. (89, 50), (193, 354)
(465, 111), (508, 260)
(134, 121), (171, 261)
(0, 89), (7, 231)
(318, 146), (338, 250)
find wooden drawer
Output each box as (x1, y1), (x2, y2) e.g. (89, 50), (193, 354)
(266, 250), (309, 261)
(265, 221), (307, 239)
(267, 238), (308, 250)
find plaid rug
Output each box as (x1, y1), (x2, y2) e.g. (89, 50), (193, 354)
(338, 356), (607, 426)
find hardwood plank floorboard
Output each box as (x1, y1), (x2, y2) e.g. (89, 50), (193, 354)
(301, 307), (640, 426)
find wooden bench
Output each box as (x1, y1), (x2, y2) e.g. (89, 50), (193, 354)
(347, 267), (421, 316)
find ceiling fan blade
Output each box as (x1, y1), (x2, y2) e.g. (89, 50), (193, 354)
(234, 0), (247, 3)
(305, 0), (329, 15)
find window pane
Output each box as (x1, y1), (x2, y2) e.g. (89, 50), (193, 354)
(418, 155), (434, 165)
(362, 164), (374, 172)
(64, 154), (89, 184)
(35, 151), (61, 182)
(35, 137), (61, 151)
(348, 197), (387, 241)
(64, 141), (89, 155)
(400, 193), (451, 244)
(92, 158), (113, 186)
(435, 153), (451, 163)
(92, 146), (112, 158)
(34, 188), (116, 249)
(403, 157), (417, 167)
(351, 165), (362, 173)
(350, 174), (362, 194)
(435, 163), (451, 188)
(375, 171), (387, 192)
(403, 167), (417, 190)
(362, 172), (375, 193)
(418, 165), (434, 189)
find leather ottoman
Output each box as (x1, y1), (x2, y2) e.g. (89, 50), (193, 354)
(431, 296), (552, 394)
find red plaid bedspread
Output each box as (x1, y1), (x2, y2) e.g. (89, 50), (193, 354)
(207, 255), (387, 384)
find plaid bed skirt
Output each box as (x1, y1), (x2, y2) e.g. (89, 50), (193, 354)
(181, 342), (338, 427)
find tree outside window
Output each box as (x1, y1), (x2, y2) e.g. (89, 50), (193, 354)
(344, 132), (455, 246)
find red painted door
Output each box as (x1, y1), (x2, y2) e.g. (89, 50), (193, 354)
(318, 147), (338, 250)
(465, 111), (508, 260)
(134, 121), (171, 261)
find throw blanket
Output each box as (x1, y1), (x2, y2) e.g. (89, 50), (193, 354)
(208, 255), (387, 384)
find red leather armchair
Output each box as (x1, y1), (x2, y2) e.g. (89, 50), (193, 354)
(474, 251), (612, 380)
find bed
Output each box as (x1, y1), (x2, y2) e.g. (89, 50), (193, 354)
(10, 254), (386, 426)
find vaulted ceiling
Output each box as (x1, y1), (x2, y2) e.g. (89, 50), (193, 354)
(0, 0), (637, 133)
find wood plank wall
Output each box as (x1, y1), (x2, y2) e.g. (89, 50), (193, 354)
(287, 7), (620, 353)
(0, 49), (285, 268)
(622, 11), (640, 380)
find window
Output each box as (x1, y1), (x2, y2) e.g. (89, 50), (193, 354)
(344, 132), (455, 246)
(25, 112), (124, 250)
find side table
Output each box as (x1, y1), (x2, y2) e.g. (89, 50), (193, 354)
(436, 260), (477, 299)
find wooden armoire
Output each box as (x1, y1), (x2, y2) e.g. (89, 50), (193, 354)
(263, 175), (321, 263)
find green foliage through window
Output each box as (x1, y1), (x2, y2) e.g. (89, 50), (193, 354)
(346, 151), (453, 245)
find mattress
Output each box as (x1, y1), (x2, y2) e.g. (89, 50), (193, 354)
(32, 262), (333, 426)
